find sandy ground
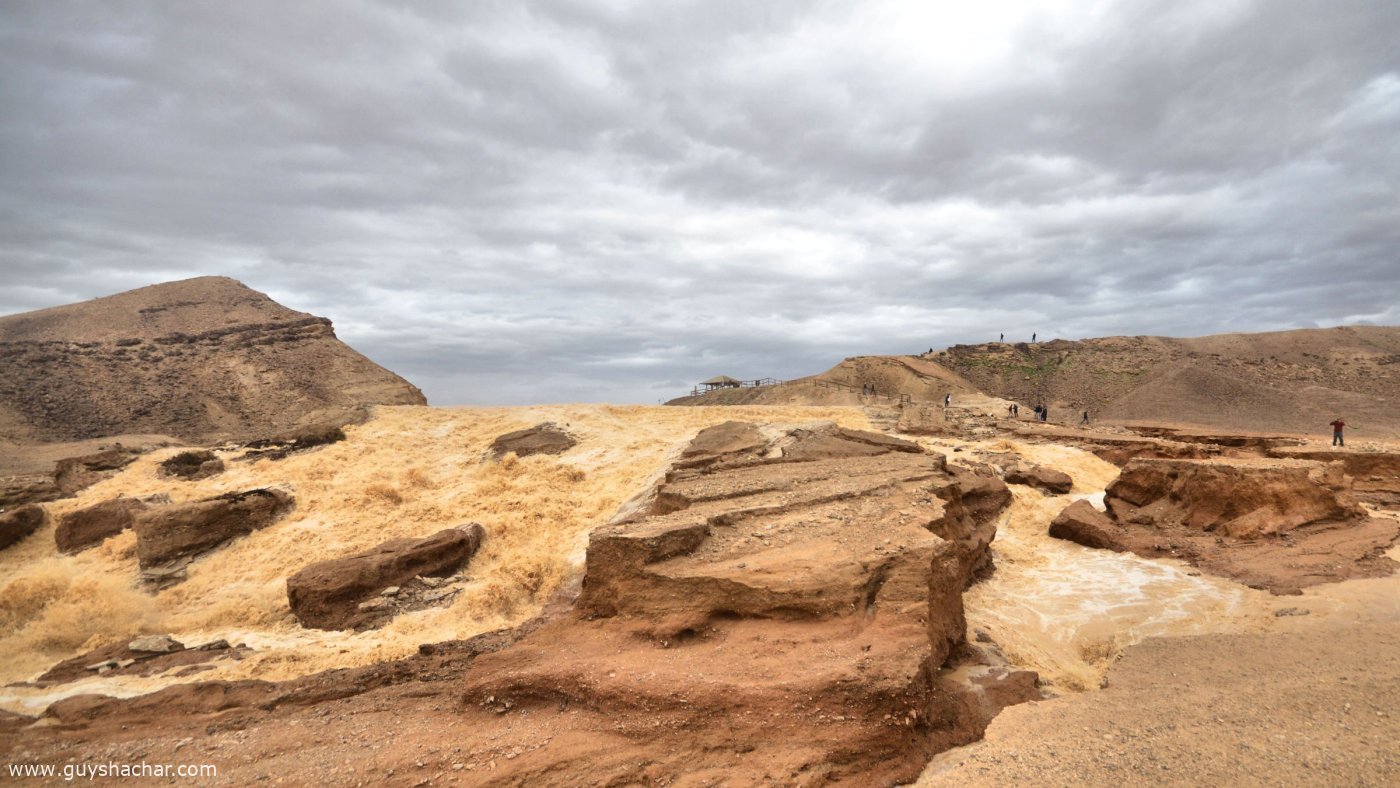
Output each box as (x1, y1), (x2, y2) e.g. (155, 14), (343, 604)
(921, 617), (1400, 786)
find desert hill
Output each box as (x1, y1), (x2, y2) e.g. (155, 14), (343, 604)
(0, 277), (426, 443)
(671, 326), (1400, 437)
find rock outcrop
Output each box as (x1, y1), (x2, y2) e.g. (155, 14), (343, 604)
(0, 503), (47, 551)
(453, 422), (1026, 784)
(158, 450), (224, 480)
(1268, 447), (1400, 508)
(1, 474), (60, 509)
(487, 423), (577, 459)
(1, 445), (155, 510)
(1048, 500), (1122, 551)
(53, 448), (145, 494)
(287, 524), (486, 630)
(1049, 458), (1400, 593)
(133, 488), (294, 573)
(0, 276), (426, 443)
(1004, 463), (1074, 494)
(1104, 458), (1362, 538)
(56, 497), (150, 554)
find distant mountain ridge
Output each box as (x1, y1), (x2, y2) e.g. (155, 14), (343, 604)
(671, 326), (1400, 437)
(0, 277), (426, 443)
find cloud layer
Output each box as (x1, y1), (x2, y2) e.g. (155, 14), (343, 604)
(3, 0), (1398, 404)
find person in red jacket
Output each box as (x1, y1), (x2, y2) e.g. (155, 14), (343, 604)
(1330, 418), (1348, 446)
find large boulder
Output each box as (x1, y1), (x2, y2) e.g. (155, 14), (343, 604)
(133, 488), (294, 569)
(0, 504), (47, 551)
(287, 523), (485, 630)
(1048, 499), (1123, 551)
(56, 498), (150, 554)
(1004, 463), (1074, 495)
(0, 474), (60, 509)
(488, 423), (577, 459)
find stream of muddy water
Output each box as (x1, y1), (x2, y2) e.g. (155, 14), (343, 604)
(931, 439), (1277, 691)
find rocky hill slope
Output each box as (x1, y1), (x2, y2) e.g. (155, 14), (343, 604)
(933, 326), (1400, 435)
(0, 277), (425, 442)
(673, 326), (1400, 437)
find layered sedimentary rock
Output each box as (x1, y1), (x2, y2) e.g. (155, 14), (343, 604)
(56, 498), (150, 554)
(0, 277), (425, 443)
(287, 523), (486, 630)
(452, 421), (1025, 784)
(133, 488), (294, 570)
(0, 504), (47, 551)
(1049, 458), (1400, 593)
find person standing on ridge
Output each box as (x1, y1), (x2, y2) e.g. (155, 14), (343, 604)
(1330, 418), (1350, 446)
(944, 393), (951, 407)
(1080, 410), (1090, 426)
(1000, 333), (1004, 342)
(1032, 332), (1037, 342)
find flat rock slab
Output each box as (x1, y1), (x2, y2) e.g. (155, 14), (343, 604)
(287, 523), (485, 630)
(0, 503), (47, 551)
(34, 639), (246, 686)
(488, 423), (577, 459)
(56, 497), (149, 554)
(133, 488), (294, 569)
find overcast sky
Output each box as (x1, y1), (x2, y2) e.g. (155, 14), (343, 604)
(2, 1), (1398, 405)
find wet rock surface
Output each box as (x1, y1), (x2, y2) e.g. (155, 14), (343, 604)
(55, 497), (149, 554)
(158, 450), (224, 480)
(133, 488), (294, 572)
(487, 422), (578, 459)
(1048, 499), (1123, 551)
(235, 426), (346, 462)
(1053, 457), (1400, 594)
(287, 523), (485, 630)
(0, 474), (60, 509)
(1003, 463), (1073, 494)
(0, 503), (47, 551)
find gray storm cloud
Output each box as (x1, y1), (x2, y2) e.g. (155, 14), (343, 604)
(2, 0), (1397, 404)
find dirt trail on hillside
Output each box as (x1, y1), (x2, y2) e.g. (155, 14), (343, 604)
(0, 404), (871, 714)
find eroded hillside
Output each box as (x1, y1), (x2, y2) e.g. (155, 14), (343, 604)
(671, 326), (1400, 437)
(0, 277), (425, 443)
